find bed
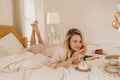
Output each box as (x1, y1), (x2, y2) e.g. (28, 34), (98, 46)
(0, 25), (119, 80)
(0, 25), (70, 80)
(0, 25), (28, 48)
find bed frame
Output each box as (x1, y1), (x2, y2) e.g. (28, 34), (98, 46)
(0, 25), (28, 48)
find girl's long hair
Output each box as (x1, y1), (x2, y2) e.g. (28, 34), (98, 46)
(63, 28), (86, 56)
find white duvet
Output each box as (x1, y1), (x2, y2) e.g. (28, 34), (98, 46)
(0, 51), (71, 80)
(0, 51), (119, 80)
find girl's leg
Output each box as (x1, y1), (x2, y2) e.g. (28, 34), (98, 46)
(34, 20), (44, 44)
(30, 24), (36, 46)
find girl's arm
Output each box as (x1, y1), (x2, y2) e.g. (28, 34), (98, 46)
(53, 56), (76, 68)
(72, 47), (86, 64)
(72, 56), (80, 64)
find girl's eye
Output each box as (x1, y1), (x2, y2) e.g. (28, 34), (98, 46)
(73, 40), (82, 43)
(73, 40), (77, 43)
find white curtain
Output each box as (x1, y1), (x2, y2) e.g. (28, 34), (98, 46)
(12, 0), (25, 35)
(12, 0), (44, 41)
(23, 0), (35, 41)
(34, 0), (45, 41)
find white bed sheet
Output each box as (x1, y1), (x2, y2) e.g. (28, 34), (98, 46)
(0, 51), (119, 80)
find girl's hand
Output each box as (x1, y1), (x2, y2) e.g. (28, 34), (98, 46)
(66, 54), (78, 64)
(66, 58), (73, 64)
(72, 51), (79, 58)
(70, 51), (79, 64)
(72, 51), (81, 64)
(72, 56), (80, 64)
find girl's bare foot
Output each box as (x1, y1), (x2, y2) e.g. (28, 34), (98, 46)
(31, 24), (36, 32)
(33, 20), (40, 34)
(31, 20), (38, 31)
(32, 20), (43, 43)
(34, 20), (38, 27)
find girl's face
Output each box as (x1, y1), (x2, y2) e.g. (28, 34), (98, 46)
(70, 35), (82, 51)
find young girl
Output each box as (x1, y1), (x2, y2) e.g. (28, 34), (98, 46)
(28, 20), (87, 68)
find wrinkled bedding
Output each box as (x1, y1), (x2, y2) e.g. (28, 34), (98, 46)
(0, 45), (119, 80)
(0, 51), (72, 80)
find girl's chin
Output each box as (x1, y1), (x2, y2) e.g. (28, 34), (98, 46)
(72, 47), (80, 51)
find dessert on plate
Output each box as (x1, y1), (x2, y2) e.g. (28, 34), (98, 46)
(76, 61), (91, 72)
(78, 61), (89, 70)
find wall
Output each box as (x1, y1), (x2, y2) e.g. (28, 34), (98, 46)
(0, 0), (120, 45)
(44, 0), (120, 45)
(0, 0), (13, 25)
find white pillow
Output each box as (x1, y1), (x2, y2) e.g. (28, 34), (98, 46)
(0, 33), (26, 56)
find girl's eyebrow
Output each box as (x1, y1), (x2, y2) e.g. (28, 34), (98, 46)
(73, 40), (82, 42)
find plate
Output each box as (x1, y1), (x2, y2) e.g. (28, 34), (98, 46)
(107, 65), (120, 69)
(82, 55), (99, 61)
(75, 67), (91, 72)
(85, 56), (99, 61)
(105, 65), (120, 74)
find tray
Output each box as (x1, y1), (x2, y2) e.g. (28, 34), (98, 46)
(99, 63), (120, 77)
(105, 55), (120, 60)
(104, 65), (120, 77)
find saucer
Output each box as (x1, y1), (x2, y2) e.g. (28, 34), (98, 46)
(75, 67), (91, 72)
(105, 65), (120, 73)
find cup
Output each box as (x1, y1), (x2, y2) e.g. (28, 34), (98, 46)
(108, 59), (119, 66)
